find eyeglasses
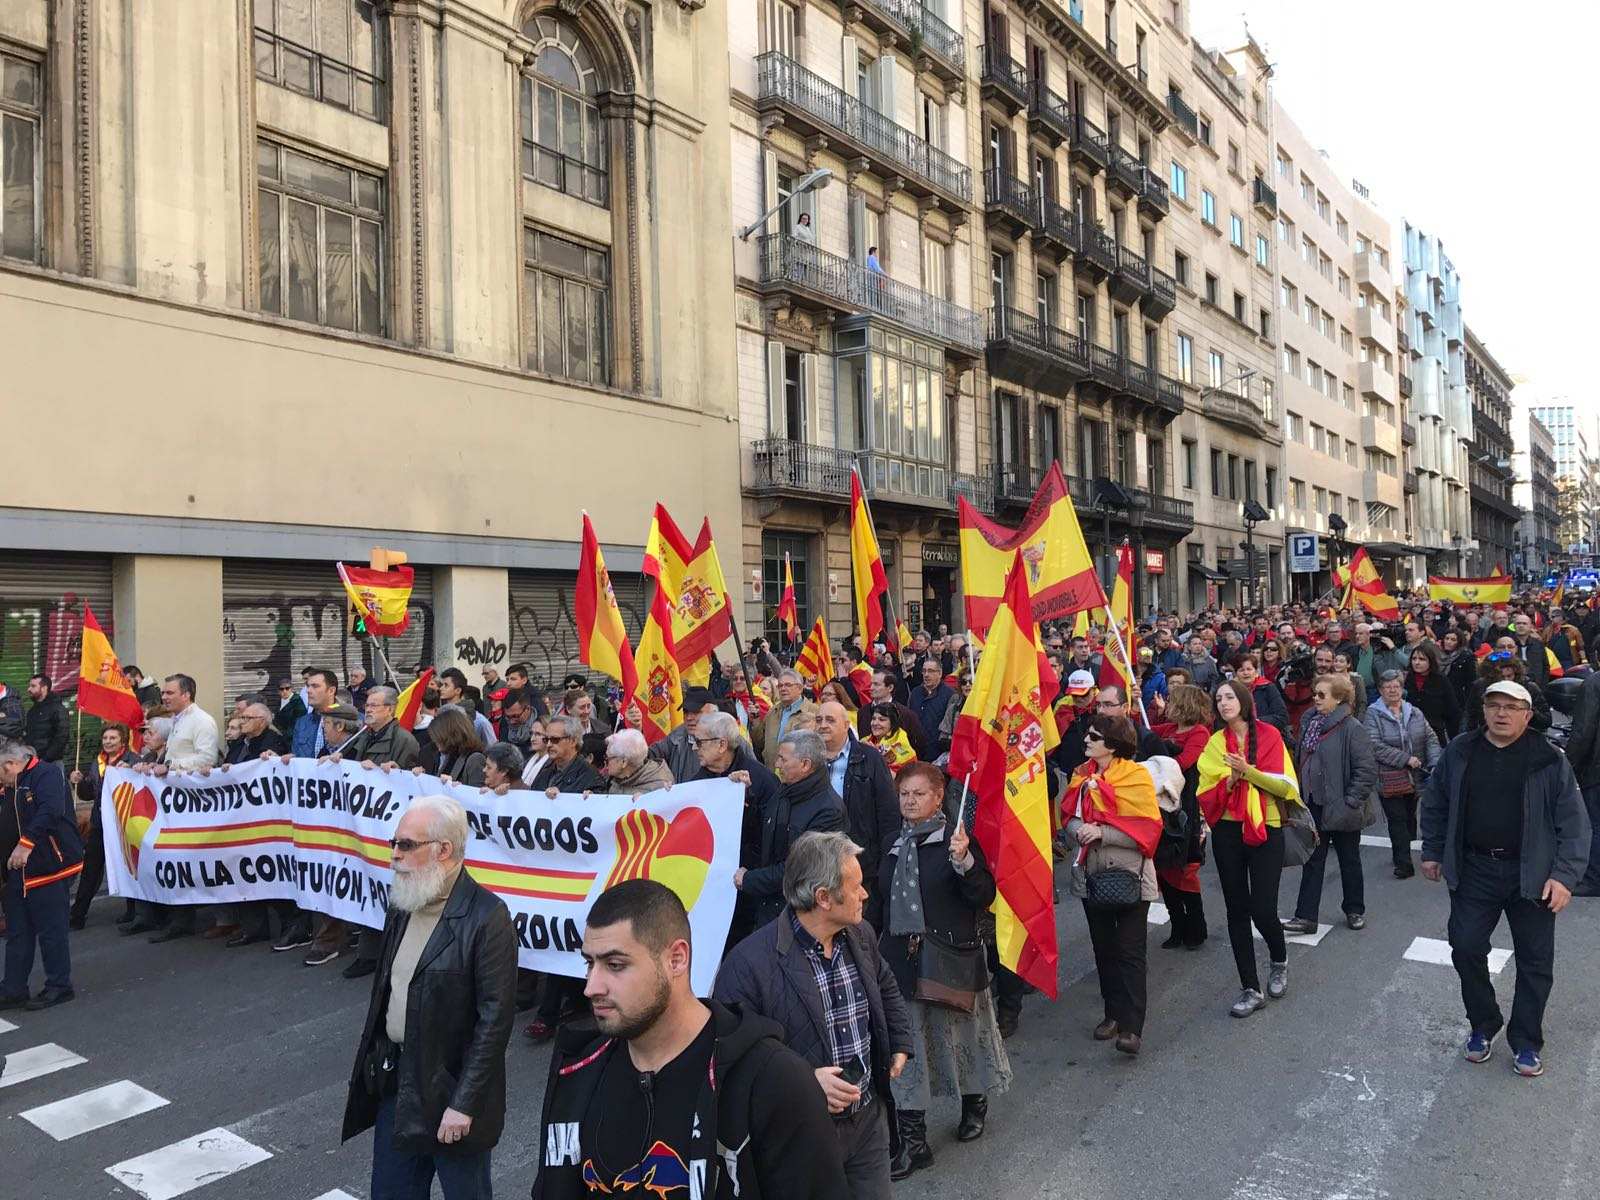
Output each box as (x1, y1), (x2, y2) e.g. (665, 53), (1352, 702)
(389, 838), (439, 853)
(1483, 701), (1530, 714)
(1083, 730), (1104, 743)
(689, 736), (724, 749)
(544, 734), (569, 743)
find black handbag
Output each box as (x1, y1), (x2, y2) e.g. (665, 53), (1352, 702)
(910, 933), (980, 1014)
(1084, 867), (1143, 909)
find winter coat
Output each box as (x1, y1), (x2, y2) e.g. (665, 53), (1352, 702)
(1363, 699), (1441, 796)
(752, 698), (819, 768)
(649, 722), (700, 784)
(876, 814), (995, 1001)
(1295, 704), (1378, 833)
(0, 686), (24, 739)
(694, 743), (778, 870)
(907, 683), (955, 756)
(832, 738), (901, 930)
(347, 720), (420, 769)
(0, 757), (84, 892)
(742, 768), (846, 928)
(1405, 671), (1460, 747)
(1422, 730), (1592, 900)
(23, 695), (69, 763)
(605, 756), (674, 796)
(530, 754), (602, 794)
(1248, 677), (1290, 737)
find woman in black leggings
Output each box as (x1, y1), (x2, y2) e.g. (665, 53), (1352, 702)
(1197, 680), (1302, 1018)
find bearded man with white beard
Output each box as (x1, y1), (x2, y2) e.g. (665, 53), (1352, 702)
(341, 796), (517, 1198)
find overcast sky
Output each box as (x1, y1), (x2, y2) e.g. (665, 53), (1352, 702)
(1194, 0), (1596, 406)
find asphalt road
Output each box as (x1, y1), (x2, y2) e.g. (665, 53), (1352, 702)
(4, 836), (1597, 1200)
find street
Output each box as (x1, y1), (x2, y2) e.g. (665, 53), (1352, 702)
(4, 837), (1597, 1200)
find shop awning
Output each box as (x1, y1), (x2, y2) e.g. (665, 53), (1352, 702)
(1188, 563), (1230, 581)
(1364, 541), (1433, 558)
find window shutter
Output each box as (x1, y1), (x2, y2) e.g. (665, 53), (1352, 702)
(877, 56), (896, 120)
(801, 352), (818, 444)
(841, 37), (858, 98)
(767, 340), (786, 436)
(848, 193), (866, 259)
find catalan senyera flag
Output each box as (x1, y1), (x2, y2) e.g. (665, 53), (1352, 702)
(632, 584), (684, 745)
(947, 552), (1060, 999)
(577, 514), (641, 701)
(1330, 546), (1399, 620)
(395, 668), (435, 732)
(1427, 569), (1513, 605)
(776, 553), (800, 643)
(1096, 541), (1136, 698)
(77, 604), (144, 740)
(337, 562), (415, 636)
(605, 806), (715, 913)
(959, 463), (1106, 641)
(850, 469), (891, 647)
(643, 506), (734, 688)
(794, 616), (832, 698)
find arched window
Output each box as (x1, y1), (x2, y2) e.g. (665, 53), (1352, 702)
(521, 15), (607, 207)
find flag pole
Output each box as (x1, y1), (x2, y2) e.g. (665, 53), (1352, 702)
(852, 464), (907, 660)
(73, 701), (83, 775)
(1105, 617), (1149, 727)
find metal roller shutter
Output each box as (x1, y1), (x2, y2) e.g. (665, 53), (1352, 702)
(507, 568), (648, 694)
(0, 551), (116, 764)
(222, 560), (435, 701)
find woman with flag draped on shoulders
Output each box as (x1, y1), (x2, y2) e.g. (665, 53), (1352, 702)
(1062, 714), (1163, 1057)
(1197, 679), (1303, 1020)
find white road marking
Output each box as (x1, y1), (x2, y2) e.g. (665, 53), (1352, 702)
(1147, 902), (1170, 925)
(1404, 935), (1512, 974)
(20, 1079), (169, 1140)
(0, 1017), (16, 1034)
(310, 1192), (361, 1200)
(0, 1042), (87, 1089)
(106, 1128), (272, 1200)
(1360, 834), (1422, 850)
(1254, 921), (1333, 947)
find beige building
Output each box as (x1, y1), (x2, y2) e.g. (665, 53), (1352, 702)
(0, 0), (739, 727)
(1272, 105), (1407, 593)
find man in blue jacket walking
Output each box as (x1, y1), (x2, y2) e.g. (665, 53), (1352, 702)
(0, 736), (83, 1009)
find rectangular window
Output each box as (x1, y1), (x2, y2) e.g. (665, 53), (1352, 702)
(1037, 404), (1060, 469)
(1281, 280), (1295, 308)
(1226, 454), (1239, 500)
(1229, 213), (1244, 247)
(922, 237), (949, 300)
(1208, 349), (1224, 388)
(254, 0), (385, 121)
(1210, 447), (1223, 496)
(1259, 308), (1271, 339)
(1227, 140), (1241, 175)
(1076, 292), (1095, 343)
(1338, 270), (1350, 297)
(1201, 190), (1216, 226)
(1336, 214), (1348, 242)
(0, 50), (42, 263)
(1148, 435), (1165, 494)
(1169, 160), (1188, 200)
(1198, 115), (1212, 146)
(1177, 333), (1194, 383)
(1173, 250), (1189, 287)
(1255, 233), (1269, 266)
(1283, 346), (1299, 375)
(257, 140), (385, 335)
(1290, 478), (1306, 509)
(762, 531), (809, 642)
(524, 225), (611, 384)
(1286, 411), (1303, 442)
(1182, 438), (1197, 489)
(1265, 466), (1278, 508)
(522, 66), (609, 207)
(1243, 459), (1257, 502)
(1232, 291), (1246, 323)
(1204, 272), (1219, 305)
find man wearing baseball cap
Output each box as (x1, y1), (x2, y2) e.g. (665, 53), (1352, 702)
(1420, 679), (1591, 1078)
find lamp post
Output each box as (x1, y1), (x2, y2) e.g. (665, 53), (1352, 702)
(737, 167), (834, 240)
(1452, 532), (1465, 577)
(1242, 499), (1269, 609)
(1327, 512), (1348, 605)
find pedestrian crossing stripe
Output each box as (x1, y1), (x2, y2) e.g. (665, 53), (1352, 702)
(107, 1127), (272, 1200)
(0, 1042), (86, 1089)
(310, 1192), (361, 1200)
(1359, 835), (1422, 850)
(0, 1017), (16, 1034)
(1404, 936), (1512, 975)
(20, 1079), (169, 1140)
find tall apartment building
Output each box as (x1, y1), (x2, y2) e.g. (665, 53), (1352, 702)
(1273, 107), (1405, 592)
(1400, 222), (1471, 561)
(1526, 399), (1594, 555)
(0, 0), (738, 716)
(1510, 404), (1559, 583)
(731, 0), (983, 639)
(1462, 327), (1517, 575)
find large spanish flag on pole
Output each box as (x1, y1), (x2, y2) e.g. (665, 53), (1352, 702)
(1331, 546), (1400, 620)
(631, 587), (683, 745)
(776, 553), (800, 643)
(336, 562), (415, 636)
(947, 552), (1061, 999)
(850, 469), (890, 648)
(577, 514), (640, 701)
(78, 604), (144, 737)
(395, 668), (435, 732)
(643, 506), (734, 687)
(1427, 570), (1513, 605)
(958, 463), (1106, 641)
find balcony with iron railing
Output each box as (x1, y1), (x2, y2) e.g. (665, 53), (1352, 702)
(1138, 167), (1169, 218)
(1157, 374), (1185, 420)
(1202, 387), (1270, 437)
(1027, 81), (1074, 146)
(980, 44), (1031, 113)
(914, 5), (965, 78)
(1089, 341), (1125, 391)
(1107, 145), (1145, 198)
(949, 470), (996, 514)
(1069, 112), (1110, 173)
(983, 166), (1039, 236)
(1146, 266), (1177, 319)
(1109, 243), (1151, 306)
(1251, 176), (1277, 215)
(755, 53), (970, 205)
(850, 1), (964, 82)
(994, 461), (1046, 508)
(1402, 420), (1417, 446)
(756, 234), (983, 352)
(1035, 196), (1082, 260)
(1078, 222), (1117, 279)
(1166, 91), (1199, 138)
(749, 439), (856, 498)
(986, 306), (1090, 389)
(1064, 473), (1195, 533)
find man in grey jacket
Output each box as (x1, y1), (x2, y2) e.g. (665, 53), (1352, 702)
(1421, 680), (1591, 1078)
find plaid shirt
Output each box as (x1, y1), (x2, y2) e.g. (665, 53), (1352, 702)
(789, 911), (874, 1112)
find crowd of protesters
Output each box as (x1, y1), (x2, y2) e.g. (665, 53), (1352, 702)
(1, 586), (1597, 1196)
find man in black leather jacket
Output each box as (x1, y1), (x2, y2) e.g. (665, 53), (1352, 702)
(342, 795), (516, 1195)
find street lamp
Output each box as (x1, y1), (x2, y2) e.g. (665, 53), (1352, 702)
(1242, 500), (1270, 609)
(1092, 477), (1135, 593)
(1451, 532), (1465, 577)
(737, 167), (834, 240)
(1327, 511), (1348, 603)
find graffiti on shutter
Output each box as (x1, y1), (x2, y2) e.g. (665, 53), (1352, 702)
(507, 570), (647, 692)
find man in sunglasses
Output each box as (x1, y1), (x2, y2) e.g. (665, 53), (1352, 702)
(529, 715), (603, 795)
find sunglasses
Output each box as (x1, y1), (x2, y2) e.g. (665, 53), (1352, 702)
(1084, 730), (1104, 743)
(389, 838), (439, 853)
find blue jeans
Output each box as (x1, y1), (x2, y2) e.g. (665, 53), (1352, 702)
(371, 1095), (493, 1200)
(3, 875), (73, 997)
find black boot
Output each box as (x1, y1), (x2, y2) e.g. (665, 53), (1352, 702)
(890, 1110), (932, 1180)
(957, 1094), (988, 1142)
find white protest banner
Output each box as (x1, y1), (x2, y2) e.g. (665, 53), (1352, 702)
(100, 760), (740, 994)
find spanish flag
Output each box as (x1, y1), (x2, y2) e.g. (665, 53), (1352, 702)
(850, 469), (890, 647)
(1065, 757), (1163, 859)
(776, 552), (800, 643)
(1427, 570), (1512, 605)
(947, 551), (1060, 998)
(1330, 546), (1399, 620)
(1552, 574), (1566, 609)
(337, 562), (414, 636)
(395, 668), (434, 732)
(1096, 540), (1136, 699)
(1197, 721), (1299, 846)
(958, 462), (1105, 641)
(632, 584), (683, 745)
(794, 616), (832, 698)
(643, 506), (734, 687)
(577, 514), (641, 701)
(77, 604), (144, 741)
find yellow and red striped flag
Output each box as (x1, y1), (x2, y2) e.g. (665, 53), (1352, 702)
(947, 551), (1060, 998)
(643, 506), (733, 687)
(577, 514), (640, 701)
(1096, 540), (1136, 700)
(776, 553), (800, 643)
(78, 604), (144, 741)
(1427, 570), (1512, 605)
(794, 616), (832, 698)
(850, 469), (890, 647)
(336, 562), (414, 636)
(1330, 546), (1399, 620)
(395, 668), (435, 732)
(632, 586), (683, 746)
(1552, 574), (1566, 609)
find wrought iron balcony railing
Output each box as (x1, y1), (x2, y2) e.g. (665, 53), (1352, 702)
(1166, 91), (1199, 137)
(1252, 176), (1277, 214)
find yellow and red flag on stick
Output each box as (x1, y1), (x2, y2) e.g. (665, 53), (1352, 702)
(1552, 574), (1566, 609)
(632, 588), (683, 745)
(794, 616), (832, 699)
(1096, 541), (1137, 701)
(1330, 546), (1399, 620)
(78, 604), (144, 742)
(850, 469), (891, 649)
(947, 552), (1061, 999)
(958, 463), (1106, 641)
(1427, 569), (1513, 606)
(643, 506), (733, 687)
(395, 668), (435, 732)
(337, 562), (415, 636)
(576, 514), (640, 702)
(776, 553), (800, 643)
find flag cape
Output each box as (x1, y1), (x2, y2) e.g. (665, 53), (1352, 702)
(1065, 758), (1163, 859)
(643, 506), (733, 685)
(947, 552), (1059, 998)
(576, 514), (641, 700)
(794, 616), (832, 697)
(337, 562), (415, 637)
(632, 583), (684, 745)
(776, 553), (800, 642)
(1096, 541), (1136, 697)
(395, 668), (435, 731)
(1427, 571), (1512, 605)
(850, 471), (890, 645)
(1197, 723), (1299, 846)
(1330, 547), (1399, 620)
(77, 604), (144, 739)
(958, 463), (1106, 640)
